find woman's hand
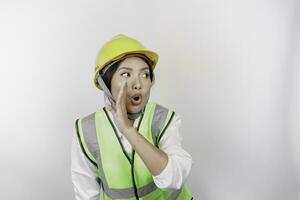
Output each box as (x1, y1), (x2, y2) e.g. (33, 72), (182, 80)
(105, 80), (133, 135)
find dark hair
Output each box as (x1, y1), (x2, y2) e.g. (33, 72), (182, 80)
(100, 56), (154, 91)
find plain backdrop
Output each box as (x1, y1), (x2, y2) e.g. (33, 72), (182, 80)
(0, 0), (299, 199)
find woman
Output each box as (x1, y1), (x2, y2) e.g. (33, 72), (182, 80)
(71, 34), (193, 200)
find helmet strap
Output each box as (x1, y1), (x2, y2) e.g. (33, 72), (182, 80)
(97, 75), (116, 107)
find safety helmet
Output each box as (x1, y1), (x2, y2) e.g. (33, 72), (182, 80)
(93, 34), (159, 90)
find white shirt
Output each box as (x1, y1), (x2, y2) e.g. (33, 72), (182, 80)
(71, 109), (193, 200)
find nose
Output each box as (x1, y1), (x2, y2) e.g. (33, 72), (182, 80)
(131, 77), (142, 90)
(133, 84), (141, 90)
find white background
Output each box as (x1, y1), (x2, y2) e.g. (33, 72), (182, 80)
(0, 0), (299, 199)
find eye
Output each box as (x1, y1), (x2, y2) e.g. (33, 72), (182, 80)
(121, 72), (130, 78)
(142, 72), (150, 78)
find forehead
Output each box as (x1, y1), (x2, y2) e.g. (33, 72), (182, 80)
(118, 57), (149, 70)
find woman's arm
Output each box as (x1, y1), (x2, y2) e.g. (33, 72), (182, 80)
(71, 132), (101, 200)
(151, 114), (193, 190)
(125, 113), (192, 190)
(124, 124), (169, 176)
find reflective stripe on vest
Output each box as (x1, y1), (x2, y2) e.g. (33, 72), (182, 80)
(75, 101), (193, 199)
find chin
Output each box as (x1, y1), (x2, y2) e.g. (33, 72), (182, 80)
(127, 102), (144, 114)
(127, 106), (142, 114)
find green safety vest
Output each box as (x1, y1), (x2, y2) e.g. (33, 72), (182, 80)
(75, 101), (193, 200)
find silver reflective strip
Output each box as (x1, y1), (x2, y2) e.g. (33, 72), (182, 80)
(151, 104), (169, 144)
(101, 181), (157, 199)
(81, 113), (109, 196)
(137, 181), (157, 197)
(101, 181), (135, 199)
(168, 188), (182, 200)
(97, 75), (116, 108)
(81, 113), (99, 162)
(81, 112), (159, 199)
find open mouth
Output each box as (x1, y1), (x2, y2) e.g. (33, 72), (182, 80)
(131, 94), (142, 105)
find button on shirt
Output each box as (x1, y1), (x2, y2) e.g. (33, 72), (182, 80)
(71, 110), (193, 200)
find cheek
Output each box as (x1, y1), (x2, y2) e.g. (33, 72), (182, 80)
(144, 81), (152, 92)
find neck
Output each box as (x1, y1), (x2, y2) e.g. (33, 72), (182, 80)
(127, 111), (142, 120)
(129, 119), (134, 126)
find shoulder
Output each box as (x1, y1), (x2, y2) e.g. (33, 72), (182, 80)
(74, 110), (99, 168)
(147, 101), (182, 123)
(74, 111), (97, 136)
(76, 107), (105, 122)
(147, 100), (176, 113)
(148, 101), (183, 142)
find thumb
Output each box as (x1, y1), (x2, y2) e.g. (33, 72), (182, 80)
(106, 104), (116, 114)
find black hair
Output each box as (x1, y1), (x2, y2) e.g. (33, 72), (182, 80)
(100, 56), (154, 91)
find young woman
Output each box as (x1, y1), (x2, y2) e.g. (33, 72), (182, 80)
(71, 34), (193, 200)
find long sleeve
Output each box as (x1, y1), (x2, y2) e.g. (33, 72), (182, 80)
(152, 114), (193, 191)
(71, 132), (101, 200)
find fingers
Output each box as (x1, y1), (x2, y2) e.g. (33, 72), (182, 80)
(120, 81), (127, 111)
(105, 103), (116, 113)
(116, 81), (127, 112)
(105, 81), (127, 116)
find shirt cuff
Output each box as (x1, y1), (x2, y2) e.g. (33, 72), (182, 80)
(152, 155), (177, 191)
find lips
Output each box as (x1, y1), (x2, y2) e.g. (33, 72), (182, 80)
(130, 93), (142, 105)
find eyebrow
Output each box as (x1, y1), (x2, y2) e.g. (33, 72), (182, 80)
(118, 67), (149, 72)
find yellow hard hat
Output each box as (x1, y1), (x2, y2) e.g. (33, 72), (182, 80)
(93, 34), (159, 91)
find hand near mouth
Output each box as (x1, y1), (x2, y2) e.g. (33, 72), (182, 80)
(105, 80), (133, 135)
